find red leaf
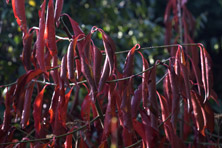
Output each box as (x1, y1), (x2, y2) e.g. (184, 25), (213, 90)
(80, 33), (97, 93)
(123, 44), (140, 76)
(131, 84), (142, 119)
(81, 95), (92, 122)
(13, 69), (46, 117)
(21, 82), (35, 128)
(92, 42), (103, 88)
(12, 0), (27, 33)
(36, 0), (46, 71)
(190, 91), (204, 134)
(64, 132), (72, 148)
(102, 87), (116, 139)
(45, 0), (58, 56)
(148, 61), (158, 129)
(98, 57), (110, 92)
(157, 91), (171, 140)
(49, 85), (60, 123)
(98, 29), (116, 75)
(168, 60), (180, 129)
(133, 119), (146, 142)
(1, 85), (16, 131)
(120, 78), (133, 132)
(140, 111), (159, 147)
(138, 51), (149, 108)
(60, 54), (69, 86)
(22, 32), (33, 71)
(54, 0), (64, 24)
(33, 85), (48, 135)
(67, 40), (75, 80)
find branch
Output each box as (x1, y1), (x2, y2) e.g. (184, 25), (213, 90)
(0, 43), (199, 88)
(0, 116), (100, 146)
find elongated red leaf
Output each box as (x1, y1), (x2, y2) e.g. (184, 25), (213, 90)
(81, 95), (92, 122)
(148, 61), (158, 129)
(45, 0), (57, 56)
(13, 69), (46, 117)
(120, 78), (133, 132)
(140, 110), (159, 147)
(60, 54), (69, 86)
(22, 32), (33, 71)
(99, 29), (116, 75)
(33, 85), (48, 135)
(64, 132), (72, 148)
(138, 51), (149, 108)
(12, 0), (27, 33)
(49, 85), (60, 124)
(168, 59), (180, 129)
(102, 87), (116, 139)
(92, 42), (103, 88)
(123, 44), (140, 76)
(80, 33), (97, 93)
(36, 0), (46, 71)
(67, 40), (74, 80)
(1, 85), (16, 131)
(21, 82), (35, 128)
(131, 84), (142, 119)
(54, 0), (64, 24)
(157, 91), (171, 140)
(98, 57), (110, 92)
(190, 90), (204, 134)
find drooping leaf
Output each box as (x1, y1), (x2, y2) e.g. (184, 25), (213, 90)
(64, 132), (72, 148)
(120, 78), (133, 132)
(33, 85), (48, 135)
(123, 44), (140, 76)
(21, 82), (35, 128)
(45, 0), (57, 56)
(67, 40), (75, 80)
(1, 85), (16, 131)
(92, 41), (103, 88)
(60, 54), (69, 86)
(12, 0), (27, 33)
(98, 29), (116, 75)
(22, 32), (33, 71)
(49, 85), (60, 123)
(13, 69), (46, 117)
(36, 0), (46, 71)
(102, 86), (116, 139)
(54, 0), (64, 25)
(190, 90), (204, 134)
(131, 84), (142, 119)
(81, 95), (92, 122)
(98, 57), (110, 92)
(138, 51), (149, 109)
(148, 61), (158, 129)
(168, 59), (180, 129)
(140, 110), (159, 148)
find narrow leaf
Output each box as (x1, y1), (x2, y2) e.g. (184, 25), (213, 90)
(54, 0), (64, 24)
(12, 0), (27, 33)
(36, 0), (46, 71)
(33, 85), (48, 135)
(22, 32), (33, 71)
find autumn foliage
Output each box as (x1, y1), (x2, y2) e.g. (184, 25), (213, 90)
(0, 0), (218, 147)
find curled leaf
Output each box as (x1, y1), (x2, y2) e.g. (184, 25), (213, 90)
(22, 32), (33, 71)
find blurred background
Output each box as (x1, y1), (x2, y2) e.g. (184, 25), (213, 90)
(0, 0), (221, 119)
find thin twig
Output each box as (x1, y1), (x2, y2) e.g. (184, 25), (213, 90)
(0, 116), (100, 146)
